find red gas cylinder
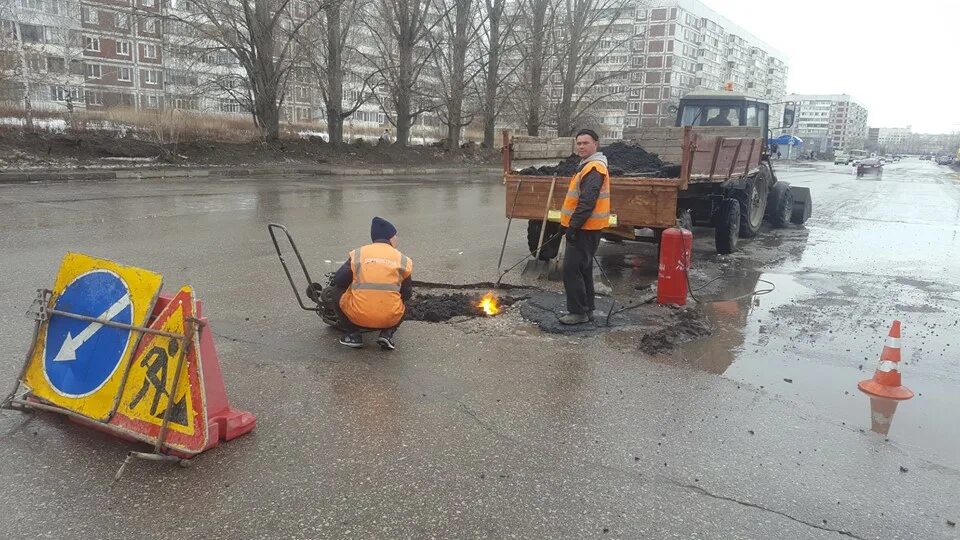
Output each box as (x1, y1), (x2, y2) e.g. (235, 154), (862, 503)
(657, 226), (693, 306)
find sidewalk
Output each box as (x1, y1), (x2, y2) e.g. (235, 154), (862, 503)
(0, 163), (502, 184)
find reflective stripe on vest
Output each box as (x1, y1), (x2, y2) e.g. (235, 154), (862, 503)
(559, 160), (612, 230)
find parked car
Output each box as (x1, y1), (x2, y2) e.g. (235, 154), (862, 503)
(935, 156), (955, 165)
(834, 153), (851, 165)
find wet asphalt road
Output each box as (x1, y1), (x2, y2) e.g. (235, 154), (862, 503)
(0, 160), (958, 539)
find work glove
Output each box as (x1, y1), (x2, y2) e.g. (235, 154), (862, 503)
(565, 227), (577, 242)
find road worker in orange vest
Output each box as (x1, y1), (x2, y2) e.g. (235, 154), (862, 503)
(331, 217), (413, 350)
(558, 129), (611, 325)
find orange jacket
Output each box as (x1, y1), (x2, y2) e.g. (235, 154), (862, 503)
(339, 243), (413, 329)
(560, 160), (611, 230)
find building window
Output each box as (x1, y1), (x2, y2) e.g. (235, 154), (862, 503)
(144, 19), (157, 33)
(142, 0), (155, 6)
(86, 63), (102, 78)
(49, 85), (78, 102)
(118, 66), (131, 81)
(142, 44), (157, 59)
(647, 56), (663, 68)
(146, 95), (160, 108)
(651, 8), (667, 20)
(628, 102), (640, 112)
(46, 56), (65, 71)
(81, 6), (98, 23)
(142, 69), (160, 85)
(85, 90), (103, 105)
(116, 12), (129, 29)
(219, 99), (241, 113)
(117, 40), (131, 56)
(85, 36), (100, 51)
(642, 103), (658, 115)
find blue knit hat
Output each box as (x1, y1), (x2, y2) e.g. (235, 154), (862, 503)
(371, 216), (398, 242)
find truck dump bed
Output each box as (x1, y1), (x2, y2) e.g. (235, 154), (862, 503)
(503, 126), (763, 230)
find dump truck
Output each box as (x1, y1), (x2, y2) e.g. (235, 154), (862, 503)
(503, 90), (812, 255)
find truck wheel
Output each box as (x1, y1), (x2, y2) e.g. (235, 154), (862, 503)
(767, 182), (793, 228)
(319, 287), (340, 327)
(737, 169), (770, 238)
(527, 220), (560, 260)
(715, 198), (740, 254)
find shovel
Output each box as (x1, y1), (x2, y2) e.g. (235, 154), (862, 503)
(545, 235), (566, 281)
(522, 176), (557, 276)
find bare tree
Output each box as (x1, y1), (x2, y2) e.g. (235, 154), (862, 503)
(429, 0), (485, 148)
(298, 0), (375, 146)
(478, 0), (520, 148)
(510, 0), (556, 136)
(553, 0), (631, 136)
(361, 0), (442, 146)
(167, 0), (325, 140)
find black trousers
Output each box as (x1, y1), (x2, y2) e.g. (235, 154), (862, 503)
(562, 230), (602, 314)
(330, 286), (403, 335)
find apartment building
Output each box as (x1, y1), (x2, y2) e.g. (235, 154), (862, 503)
(871, 126), (960, 155)
(80, 0), (165, 110)
(626, 0), (788, 130)
(782, 93), (868, 152)
(1, 0), (85, 111)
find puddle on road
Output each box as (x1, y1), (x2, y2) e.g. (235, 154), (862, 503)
(646, 271), (960, 468)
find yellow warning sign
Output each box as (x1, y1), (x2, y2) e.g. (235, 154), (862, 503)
(117, 290), (196, 436)
(22, 252), (163, 422)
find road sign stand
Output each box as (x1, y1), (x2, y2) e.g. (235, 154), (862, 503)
(2, 288), (200, 476)
(4, 253), (256, 483)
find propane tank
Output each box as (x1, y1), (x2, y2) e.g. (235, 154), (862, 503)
(657, 225), (693, 306)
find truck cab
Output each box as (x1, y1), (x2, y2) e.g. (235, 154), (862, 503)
(669, 90), (809, 249)
(674, 90), (783, 152)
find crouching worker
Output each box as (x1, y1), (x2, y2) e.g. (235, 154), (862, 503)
(332, 217), (413, 350)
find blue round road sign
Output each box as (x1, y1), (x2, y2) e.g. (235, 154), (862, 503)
(44, 270), (133, 397)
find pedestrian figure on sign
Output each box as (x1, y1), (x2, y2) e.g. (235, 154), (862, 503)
(558, 129), (611, 325)
(129, 339), (178, 416)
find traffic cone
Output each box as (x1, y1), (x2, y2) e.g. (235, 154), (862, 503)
(858, 321), (914, 400)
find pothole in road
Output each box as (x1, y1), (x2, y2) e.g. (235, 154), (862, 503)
(405, 292), (524, 322)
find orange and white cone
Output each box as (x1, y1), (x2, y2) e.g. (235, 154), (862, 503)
(858, 320), (914, 400)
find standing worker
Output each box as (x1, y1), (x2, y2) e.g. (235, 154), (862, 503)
(332, 217), (413, 350)
(558, 129), (610, 325)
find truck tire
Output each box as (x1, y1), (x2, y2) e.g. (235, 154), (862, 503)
(767, 182), (793, 228)
(527, 220), (560, 260)
(737, 167), (770, 238)
(715, 198), (740, 254)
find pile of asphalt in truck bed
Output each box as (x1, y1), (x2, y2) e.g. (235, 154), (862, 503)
(518, 142), (667, 177)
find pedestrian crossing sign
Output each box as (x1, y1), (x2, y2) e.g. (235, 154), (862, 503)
(22, 253), (162, 422)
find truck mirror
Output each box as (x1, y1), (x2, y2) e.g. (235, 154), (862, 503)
(782, 107), (796, 128)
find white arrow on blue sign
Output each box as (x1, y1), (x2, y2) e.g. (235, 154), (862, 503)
(43, 270), (134, 397)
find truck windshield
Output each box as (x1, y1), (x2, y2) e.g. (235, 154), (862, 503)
(680, 106), (741, 127)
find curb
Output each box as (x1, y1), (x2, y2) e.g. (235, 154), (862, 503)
(0, 165), (501, 184)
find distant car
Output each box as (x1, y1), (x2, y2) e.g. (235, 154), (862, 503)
(857, 158), (883, 177)
(892, 155), (902, 161)
(920, 155), (931, 161)
(834, 154), (850, 165)
(935, 156), (955, 165)
(851, 159), (862, 166)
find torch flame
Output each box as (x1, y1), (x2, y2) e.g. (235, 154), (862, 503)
(478, 291), (500, 316)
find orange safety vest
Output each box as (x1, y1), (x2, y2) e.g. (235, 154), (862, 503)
(339, 243), (413, 329)
(560, 159), (611, 230)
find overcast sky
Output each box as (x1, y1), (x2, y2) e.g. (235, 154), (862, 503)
(707, 0), (960, 133)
